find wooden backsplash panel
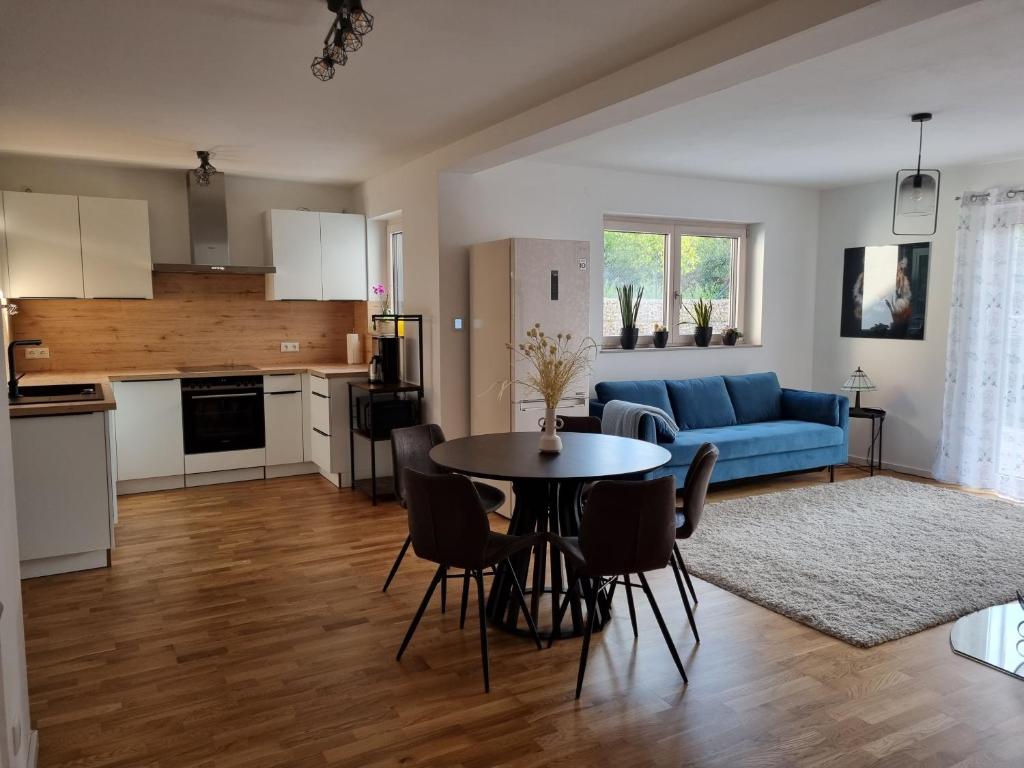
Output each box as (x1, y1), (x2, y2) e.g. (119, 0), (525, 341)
(13, 273), (369, 372)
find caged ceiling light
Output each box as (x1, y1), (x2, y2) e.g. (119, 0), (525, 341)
(191, 151), (217, 187)
(892, 112), (940, 236)
(311, 0), (374, 81)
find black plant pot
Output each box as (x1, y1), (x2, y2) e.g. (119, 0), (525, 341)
(620, 327), (639, 350)
(693, 326), (713, 347)
(652, 330), (669, 348)
(722, 330), (739, 346)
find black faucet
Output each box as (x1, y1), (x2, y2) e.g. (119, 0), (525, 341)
(7, 339), (42, 400)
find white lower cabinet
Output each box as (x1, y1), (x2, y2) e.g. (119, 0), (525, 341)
(264, 377), (304, 466)
(12, 412), (115, 578)
(111, 379), (184, 491)
(308, 375), (350, 484)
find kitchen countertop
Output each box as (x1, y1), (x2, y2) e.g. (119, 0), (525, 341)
(8, 363), (369, 418)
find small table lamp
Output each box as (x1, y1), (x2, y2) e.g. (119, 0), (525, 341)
(842, 367), (876, 409)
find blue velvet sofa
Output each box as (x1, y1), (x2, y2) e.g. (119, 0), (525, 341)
(589, 372), (849, 485)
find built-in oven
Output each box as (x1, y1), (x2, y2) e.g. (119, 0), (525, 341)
(181, 376), (265, 455)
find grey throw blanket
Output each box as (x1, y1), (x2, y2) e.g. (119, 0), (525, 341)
(601, 399), (679, 440)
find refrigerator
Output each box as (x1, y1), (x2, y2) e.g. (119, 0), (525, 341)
(470, 238), (591, 436)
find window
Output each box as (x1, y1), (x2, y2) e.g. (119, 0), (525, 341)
(603, 218), (747, 345)
(387, 224), (403, 313)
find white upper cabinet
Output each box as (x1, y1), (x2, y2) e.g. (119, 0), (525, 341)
(80, 196), (153, 299)
(3, 191), (85, 298)
(321, 212), (367, 301)
(265, 209), (323, 300)
(266, 209), (366, 301)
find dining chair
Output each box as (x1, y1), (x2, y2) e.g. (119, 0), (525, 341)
(547, 475), (687, 699)
(383, 424), (506, 608)
(557, 415), (602, 434)
(670, 443), (719, 643)
(396, 469), (542, 692)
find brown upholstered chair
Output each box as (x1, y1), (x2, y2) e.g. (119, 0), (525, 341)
(396, 469), (541, 692)
(383, 424), (506, 605)
(547, 475), (687, 699)
(669, 443), (719, 643)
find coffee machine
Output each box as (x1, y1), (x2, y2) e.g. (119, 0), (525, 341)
(372, 335), (401, 384)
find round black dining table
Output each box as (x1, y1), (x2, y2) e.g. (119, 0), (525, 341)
(430, 431), (671, 639)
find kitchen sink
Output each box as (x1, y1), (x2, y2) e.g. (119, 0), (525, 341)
(10, 383), (103, 405)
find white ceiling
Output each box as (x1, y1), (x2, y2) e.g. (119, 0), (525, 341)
(0, 0), (770, 183)
(535, 0), (1024, 188)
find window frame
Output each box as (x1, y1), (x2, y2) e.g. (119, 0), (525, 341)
(602, 216), (747, 347)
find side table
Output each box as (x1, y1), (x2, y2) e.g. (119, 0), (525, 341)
(849, 406), (885, 476)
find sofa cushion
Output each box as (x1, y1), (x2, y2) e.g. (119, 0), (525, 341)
(666, 376), (737, 430)
(723, 372), (783, 424)
(664, 420), (844, 465)
(595, 379), (672, 415)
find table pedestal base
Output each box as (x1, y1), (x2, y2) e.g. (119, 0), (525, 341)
(486, 479), (610, 639)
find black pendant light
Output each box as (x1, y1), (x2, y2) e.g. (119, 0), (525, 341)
(892, 112), (940, 236)
(191, 151), (217, 187)
(311, 0), (373, 81)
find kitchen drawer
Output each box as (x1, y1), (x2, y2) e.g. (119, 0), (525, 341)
(310, 392), (331, 434)
(310, 427), (333, 471)
(310, 375), (330, 398)
(263, 373), (301, 393)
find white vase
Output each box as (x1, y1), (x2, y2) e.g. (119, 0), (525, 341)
(538, 407), (563, 453)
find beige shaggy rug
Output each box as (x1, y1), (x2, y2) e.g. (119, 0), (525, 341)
(682, 476), (1024, 647)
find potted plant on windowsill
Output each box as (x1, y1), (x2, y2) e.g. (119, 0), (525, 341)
(722, 327), (743, 346)
(652, 323), (669, 348)
(683, 297), (714, 347)
(616, 284), (644, 350)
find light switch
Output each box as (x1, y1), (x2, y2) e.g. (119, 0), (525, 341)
(453, 317), (464, 331)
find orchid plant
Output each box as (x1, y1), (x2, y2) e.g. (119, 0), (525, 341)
(371, 283), (391, 316)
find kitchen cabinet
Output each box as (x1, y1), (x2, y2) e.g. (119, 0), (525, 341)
(80, 196), (153, 299)
(111, 379), (184, 489)
(12, 411), (115, 577)
(265, 209), (367, 301)
(2, 191), (84, 298)
(263, 374), (304, 465)
(308, 374), (390, 487)
(265, 209), (323, 300)
(321, 212), (367, 301)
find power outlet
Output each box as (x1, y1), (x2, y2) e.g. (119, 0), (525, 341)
(25, 347), (49, 359)
(280, 341), (299, 352)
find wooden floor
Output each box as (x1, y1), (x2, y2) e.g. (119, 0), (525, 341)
(20, 467), (1024, 767)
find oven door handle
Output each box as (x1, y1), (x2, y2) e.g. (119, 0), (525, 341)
(187, 392), (262, 400)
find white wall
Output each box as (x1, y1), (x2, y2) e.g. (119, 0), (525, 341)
(439, 160), (822, 438)
(0, 154), (357, 267)
(0, 304), (31, 768)
(814, 157), (1024, 474)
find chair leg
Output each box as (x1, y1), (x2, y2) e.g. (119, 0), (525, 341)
(669, 552), (700, 642)
(575, 580), (599, 700)
(675, 543), (698, 605)
(506, 559), (542, 650)
(637, 572), (687, 684)
(459, 568), (471, 629)
(548, 575), (578, 648)
(396, 564), (444, 661)
(440, 568), (447, 613)
(623, 576), (639, 639)
(382, 534), (412, 592)
(474, 570), (490, 693)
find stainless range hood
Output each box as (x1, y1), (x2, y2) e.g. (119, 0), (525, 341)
(153, 161), (274, 275)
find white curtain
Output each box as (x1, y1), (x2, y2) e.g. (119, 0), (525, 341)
(935, 186), (1024, 498)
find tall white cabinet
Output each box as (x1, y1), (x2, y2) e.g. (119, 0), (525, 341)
(79, 196), (153, 299)
(265, 210), (367, 301)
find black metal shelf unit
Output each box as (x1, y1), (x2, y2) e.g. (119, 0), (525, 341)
(348, 314), (425, 505)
